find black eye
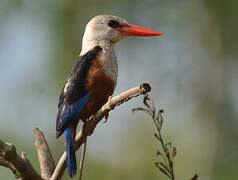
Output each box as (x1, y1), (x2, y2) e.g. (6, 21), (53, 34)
(108, 20), (120, 28)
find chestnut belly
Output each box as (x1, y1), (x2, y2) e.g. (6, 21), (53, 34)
(79, 82), (115, 120)
(79, 57), (116, 120)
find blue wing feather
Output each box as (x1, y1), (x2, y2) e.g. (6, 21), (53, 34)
(56, 93), (89, 138)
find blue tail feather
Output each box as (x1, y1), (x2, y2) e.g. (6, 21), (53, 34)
(65, 128), (77, 177)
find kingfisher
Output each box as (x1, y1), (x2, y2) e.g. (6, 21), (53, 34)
(56, 15), (164, 177)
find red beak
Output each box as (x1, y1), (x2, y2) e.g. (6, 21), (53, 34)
(116, 24), (164, 37)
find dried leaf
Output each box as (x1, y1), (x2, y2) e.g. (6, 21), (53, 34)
(143, 95), (155, 114)
(165, 150), (170, 160)
(154, 133), (161, 140)
(156, 150), (161, 156)
(165, 142), (172, 149)
(132, 107), (146, 113)
(150, 99), (155, 114)
(143, 95), (150, 107)
(158, 110), (164, 128)
(132, 108), (153, 117)
(190, 174), (198, 180)
(155, 162), (171, 178)
(172, 147), (177, 160)
(158, 162), (171, 174)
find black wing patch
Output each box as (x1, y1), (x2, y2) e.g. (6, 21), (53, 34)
(60, 46), (102, 106)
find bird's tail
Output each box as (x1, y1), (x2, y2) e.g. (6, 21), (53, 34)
(65, 127), (77, 177)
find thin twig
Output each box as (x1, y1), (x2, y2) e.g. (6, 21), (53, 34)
(79, 138), (87, 180)
(50, 83), (151, 180)
(133, 95), (198, 180)
(133, 95), (176, 180)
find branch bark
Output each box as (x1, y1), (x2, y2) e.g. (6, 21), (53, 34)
(0, 140), (43, 180)
(34, 128), (56, 179)
(0, 157), (10, 168)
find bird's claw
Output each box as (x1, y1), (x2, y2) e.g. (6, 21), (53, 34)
(92, 114), (97, 121)
(103, 112), (109, 123)
(82, 118), (95, 136)
(88, 128), (95, 136)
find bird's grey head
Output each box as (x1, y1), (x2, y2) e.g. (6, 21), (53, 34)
(81, 15), (164, 55)
(82, 15), (129, 45)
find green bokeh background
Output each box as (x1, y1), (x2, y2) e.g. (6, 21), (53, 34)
(0, 0), (238, 179)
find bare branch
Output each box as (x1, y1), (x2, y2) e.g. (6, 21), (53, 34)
(50, 83), (151, 180)
(0, 157), (9, 168)
(0, 140), (43, 180)
(34, 128), (55, 179)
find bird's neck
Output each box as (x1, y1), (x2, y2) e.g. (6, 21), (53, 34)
(80, 40), (118, 84)
(80, 40), (112, 55)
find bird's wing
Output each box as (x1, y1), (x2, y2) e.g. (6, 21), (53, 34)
(56, 46), (102, 138)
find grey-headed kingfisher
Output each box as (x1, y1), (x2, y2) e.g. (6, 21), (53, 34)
(56, 15), (164, 177)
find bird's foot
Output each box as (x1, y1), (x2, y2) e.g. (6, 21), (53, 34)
(82, 118), (95, 136)
(92, 114), (97, 121)
(88, 129), (95, 136)
(103, 112), (109, 123)
(87, 114), (97, 135)
(82, 119), (88, 129)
